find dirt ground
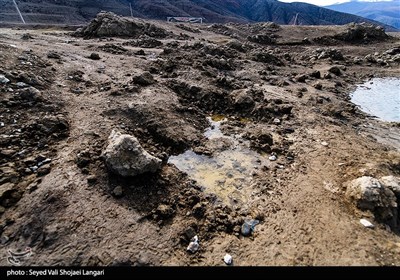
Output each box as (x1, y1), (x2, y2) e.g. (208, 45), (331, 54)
(0, 17), (400, 266)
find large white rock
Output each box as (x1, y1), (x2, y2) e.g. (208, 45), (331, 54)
(102, 130), (162, 177)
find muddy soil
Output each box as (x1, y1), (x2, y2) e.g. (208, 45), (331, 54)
(0, 17), (400, 266)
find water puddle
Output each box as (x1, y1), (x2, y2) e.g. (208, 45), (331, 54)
(168, 116), (268, 206)
(351, 77), (400, 122)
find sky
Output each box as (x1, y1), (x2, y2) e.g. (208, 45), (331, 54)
(278, 0), (395, 6)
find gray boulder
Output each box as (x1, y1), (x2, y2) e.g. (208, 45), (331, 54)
(103, 130), (162, 177)
(345, 176), (397, 210)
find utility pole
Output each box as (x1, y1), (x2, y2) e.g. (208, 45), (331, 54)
(293, 13), (299, 26)
(129, 3), (133, 18)
(12, 0), (26, 24)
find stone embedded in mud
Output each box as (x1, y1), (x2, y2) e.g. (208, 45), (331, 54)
(155, 204), (174, 219)
(47, 51), (61, 59)
(0, 74), (10, 84)
(102, 130), (162, 177)
(241, 219), (259, 236)
(132, 72), (155, 86)
(112, 186), (124, 197)
(345, 176), (398, 227)
(0, 183), (15, 199)
(345, 176), (397, 210)
(230, 89), (255, 110)
(19, 86), (43, 102)
(295, 74), (307, 83)
(328, 66), (342, 76)
(89, 53), (101, 60)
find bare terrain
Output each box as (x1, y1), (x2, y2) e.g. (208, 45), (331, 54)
(0, 13), (400, 266)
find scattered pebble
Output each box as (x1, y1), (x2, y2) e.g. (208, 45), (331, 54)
(89, 53), (101, 60)
(224, 254), (233, 265)
(269, 155), (277, 161)
(273, 118), (281, 124)
(187, 235), (199, 253)
(360, 218), (374, 228)
(241, 219), (259, 236)
(113, 186), (124, 197)
(0, 74), (10, 84)
(321, 141), (329, 147)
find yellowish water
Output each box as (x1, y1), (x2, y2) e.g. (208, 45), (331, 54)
(168, 117), (268, 205)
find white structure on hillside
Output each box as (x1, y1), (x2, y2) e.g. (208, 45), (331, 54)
(167, 17), (203, 23)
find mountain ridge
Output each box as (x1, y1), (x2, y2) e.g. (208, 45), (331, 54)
(326, 0), (400, 29)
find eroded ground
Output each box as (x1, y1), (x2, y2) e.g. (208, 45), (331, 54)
(1, 17), (400, 266)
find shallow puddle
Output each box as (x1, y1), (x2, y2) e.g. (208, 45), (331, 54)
(168, 117), (268, 205)
(351, 78), (400, 122)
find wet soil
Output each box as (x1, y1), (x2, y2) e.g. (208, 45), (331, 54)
(0, 20), (400, 266)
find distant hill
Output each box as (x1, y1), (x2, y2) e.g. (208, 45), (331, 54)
(0, 0), (397, 31)
(326, 1), (400, 29)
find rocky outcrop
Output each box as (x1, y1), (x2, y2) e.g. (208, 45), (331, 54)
(74, 12), (169, 39)
(334, 23), (389, 42)
(316, 23), (389, 44)
(102, 130), (162, 177)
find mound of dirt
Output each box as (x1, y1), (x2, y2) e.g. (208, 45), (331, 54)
(73, 11), (170, 39)
(315, 23), (389, 44)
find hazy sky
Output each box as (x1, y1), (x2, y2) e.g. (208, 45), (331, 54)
(279, 0), (395, 6)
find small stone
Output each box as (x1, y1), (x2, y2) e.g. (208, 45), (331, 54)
(241, 219), (259, 236)
(87, 175), (98, 184)
(113, 186), (124, 197)
(47, 51), (61, 59)
(0, 75), (10, 84)
(187, 235), (199, 253)
(156, 204), (174, 219)
(89, 53), (101, 60)
(328, 66), (341, 76)
(30, 166), (38, 173)
(0, 183), (15, 198)
(38, 158), (51, 167)
(273, 118), (281, 124)
(360, 218), (374, 228)
(269, 155), (277, 161)
(224, 254), (233, 265)
(295, 74), (307, 83)
(16, 82), (28, 88)
(0, 206), (5, 214)
(132, 72), (155, 86)
(313, 82), (323, 90)
(37, 167), (51, 177)
(0, 235), (9, 244)
(0, 149), (16, 157)
(321, 141), (329, 146)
